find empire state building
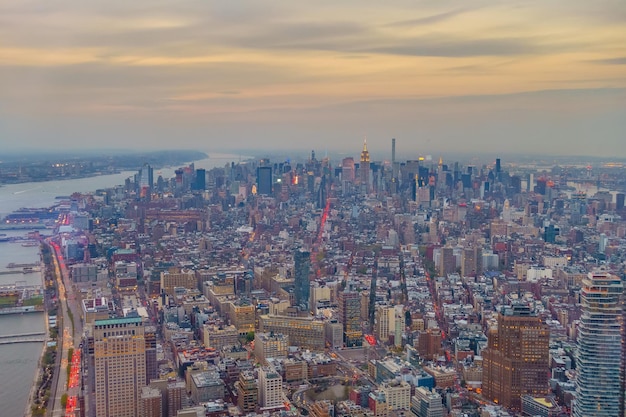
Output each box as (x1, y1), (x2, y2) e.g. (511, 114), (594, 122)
(360, 139), (370, 193)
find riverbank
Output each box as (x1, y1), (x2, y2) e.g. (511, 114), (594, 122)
(25, 313), (53, 417)
(24, 244), (58, 417)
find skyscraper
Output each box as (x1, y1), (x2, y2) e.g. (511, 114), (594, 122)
(235, 370), (258, 414)
(294, 248), (311, 309)
(338, 286), (362, 347)
(391, 138), (397, 183)
(94, 317), (146, 417)
(360, 139), (370, 193)
(139, 163), (153, 200)
(482, 304), (549, 410)
(461, 247), (482, 278)
(438, 246), (456, 277)
(256, 166), (272, 195)
(193, 168), (206, 191)
(573, 270), (624, 417)
(258, 365), (283, 410)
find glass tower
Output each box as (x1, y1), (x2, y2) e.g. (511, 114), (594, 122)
(294, 248), (311, 310)
(573, 270), (624, 417)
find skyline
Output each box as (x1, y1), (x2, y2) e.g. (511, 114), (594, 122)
(1, 1), (625, 156)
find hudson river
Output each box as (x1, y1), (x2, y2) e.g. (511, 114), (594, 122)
(0, 153), (243, 417)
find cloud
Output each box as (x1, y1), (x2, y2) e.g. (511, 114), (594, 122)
(590, 57), (626, 65)
(385, 7), (480, 27)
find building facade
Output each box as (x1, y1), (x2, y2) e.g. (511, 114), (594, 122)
(338, 288), (362, 347)
(294, 248), (311, 310)
(482, 304), (549, 410)
(573, 270), (624, 417)
(258, 366), (283, 410)
(94, 317), (147, 417)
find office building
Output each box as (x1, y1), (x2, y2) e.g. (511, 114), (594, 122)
(254, 332), (288, 364)
(521, 396), (560, 417)
(338, 288), (362, 347)
(482, 304), (549, 410)
(381, 379), (411, 411)
(258, 365), (283, 410)
(438, 246), (456, 277)
(190, 371), (224, 404)
(341, 157), (355, 182)
(166, 380), (185, 417)
(94, 317), (146, 417)
(228, 300), (255, 334)
(374, 305), (404, 347)
(573, 270), (624, 417)
(360, 139), (370, 192)
(235, 370), (258, 413)
(461, 247), (482, 278)
(203, 324), (239, 351)
(256, 166), (272, 195)
(294, 248), (311, 309)
(139, 163), (153, 200)
(160, 269), (197, 296)
(258, 315), (326, 351)
(139, 386), (162, 417)
(411, 387), (444, 417)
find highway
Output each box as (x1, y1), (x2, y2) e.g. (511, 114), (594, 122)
(47, 239), (84, 417)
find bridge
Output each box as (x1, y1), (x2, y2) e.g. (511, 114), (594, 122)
(0, 337), (46, 345)
(0, 331), (46, 339)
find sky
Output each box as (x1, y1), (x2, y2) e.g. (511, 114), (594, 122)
(1, 0), (625, 158)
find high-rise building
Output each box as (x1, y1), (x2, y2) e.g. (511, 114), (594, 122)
(482, 304), (549, 410)
(461, 247), (482, 278)
(139, 163), (153, 200)
(374, 305), (393, 343)
(139, 386), (162, 417)
(391, 138), (397, 181)
(573, 270), (624, 417)
(411, 387), (444, 417)
(341, 157), (355, 182)
(374, 305), (404, 347)
(256, 166), (272, 195)
(258, 365), (283, 410)
(360, 139), (370, 193)
(338, 287), (362, 347)
(438, 246), (456, 277)
(94, 317), (146, 417)
(381, 380), (411, 412)
(166, 380), (185, 417)
(294, 248), (311, 309)
(235, 370), (258, 414)
(193, 168), (206, 191)
(145, 327), (158, 383)
(616, 193), (625, 211)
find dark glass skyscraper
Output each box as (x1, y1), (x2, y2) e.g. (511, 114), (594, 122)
(256, 166), (272, 195)
(294, 249), (311, 310)
(194, 168), (206, 191)
(338, 287), (362, 347)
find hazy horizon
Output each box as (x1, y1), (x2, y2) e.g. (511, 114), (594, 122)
(1, 1), (624, 157)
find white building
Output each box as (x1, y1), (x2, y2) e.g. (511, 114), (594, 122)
(258, 365), (283, 410)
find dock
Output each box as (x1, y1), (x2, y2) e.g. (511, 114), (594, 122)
(0, 332), (47, 345)
(0, 306), (44, 315)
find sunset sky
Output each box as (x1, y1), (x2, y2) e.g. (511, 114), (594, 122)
(1, 0), (625, 158)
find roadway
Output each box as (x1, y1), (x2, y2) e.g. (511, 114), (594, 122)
(47, 239), (84, 417)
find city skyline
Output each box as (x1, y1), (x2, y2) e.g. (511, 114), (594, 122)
(1, 1), (625, 156)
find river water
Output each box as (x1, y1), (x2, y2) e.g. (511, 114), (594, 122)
(0, 153), (245, 417)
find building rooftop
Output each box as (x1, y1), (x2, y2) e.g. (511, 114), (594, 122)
(95, 316), (142, 326)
